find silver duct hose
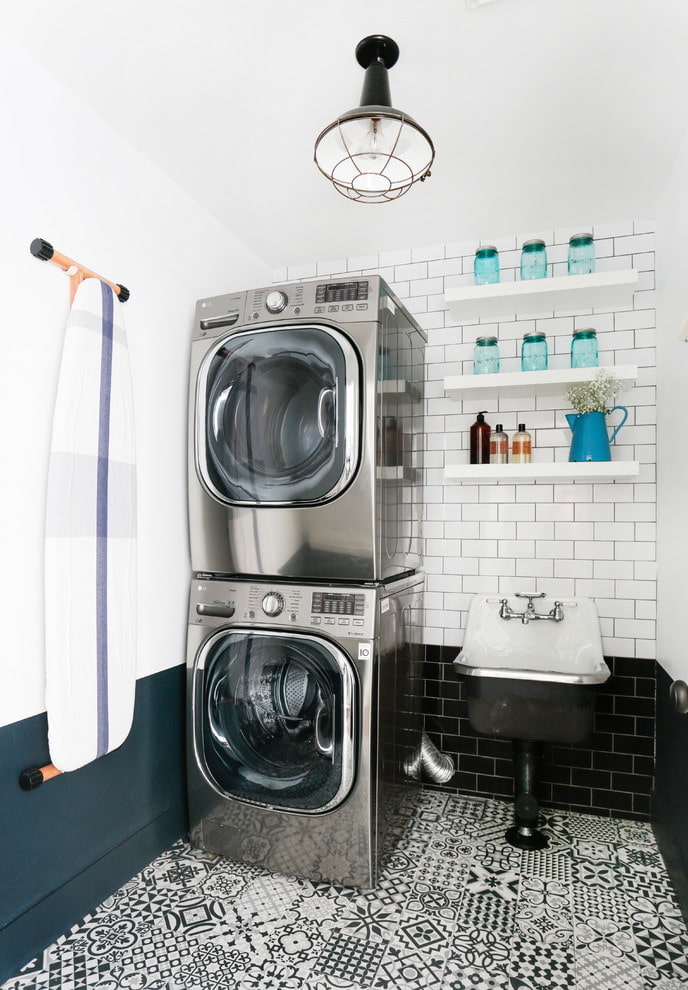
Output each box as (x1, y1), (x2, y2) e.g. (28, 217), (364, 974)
(403, 732), (454, 784)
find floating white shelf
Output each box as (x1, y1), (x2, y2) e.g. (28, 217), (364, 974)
(444, 269), (639, 321)
(444, 461), (640, 483)
(381, 378), (421, 401)
(444, 365), (638, 400)
(377, 465), (416, 483)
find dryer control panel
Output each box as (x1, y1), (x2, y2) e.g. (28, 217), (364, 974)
(191, 578), (377, 639)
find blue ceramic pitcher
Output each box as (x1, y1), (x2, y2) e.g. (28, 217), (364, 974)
(566, 407), (628, 462)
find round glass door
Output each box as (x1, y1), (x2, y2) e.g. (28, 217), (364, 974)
(196, 326), (360, 505)
(193, 629), (356, 813)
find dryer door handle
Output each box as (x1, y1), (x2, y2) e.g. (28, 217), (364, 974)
(317, 386), (336, 440)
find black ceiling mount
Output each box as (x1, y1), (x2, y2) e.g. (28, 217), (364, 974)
(355, 35), (399, 70)
(355, 35), (400, 109)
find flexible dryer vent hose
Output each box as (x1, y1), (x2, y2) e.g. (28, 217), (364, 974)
(420, 732), (455, 783)
(403, 732), (454, 784)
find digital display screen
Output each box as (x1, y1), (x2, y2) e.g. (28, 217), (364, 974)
(315, 281), (369, 303)
(311, 592), (365, 616)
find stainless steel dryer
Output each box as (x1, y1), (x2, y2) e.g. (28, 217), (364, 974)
(188, 276), (425, 582)
(186, 572), (424, 888)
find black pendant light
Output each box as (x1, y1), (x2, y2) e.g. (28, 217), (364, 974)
(314, 35), (435, 203)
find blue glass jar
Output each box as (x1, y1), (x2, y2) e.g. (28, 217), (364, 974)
(473, 336), (500, 374)
(520, 239), (547, 280)
(568, 233), (595, 275)
(570, 328), (598, 368)
(521, 332), (548, 371)
(378, 346), (396, 379)
(474, 245), (500, 285)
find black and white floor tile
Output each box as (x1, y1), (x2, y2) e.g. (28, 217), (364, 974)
(5, 792), (688, 990)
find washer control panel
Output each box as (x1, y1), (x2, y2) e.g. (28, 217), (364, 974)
(193, 277), (381, 338)
(191, 578), (377, 639)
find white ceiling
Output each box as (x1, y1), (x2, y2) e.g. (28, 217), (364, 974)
(3, 0), (688, 267)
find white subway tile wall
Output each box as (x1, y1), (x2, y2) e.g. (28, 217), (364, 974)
(276, 219), (656, 659)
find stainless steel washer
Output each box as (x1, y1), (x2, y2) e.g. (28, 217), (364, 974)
(188, 275), (425, 582)
(186, 573), (424, 888)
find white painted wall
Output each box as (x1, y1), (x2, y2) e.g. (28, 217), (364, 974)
(0, 30), (271, 728)
(656, 129), (688, 683)
(276, 219), (657, 660)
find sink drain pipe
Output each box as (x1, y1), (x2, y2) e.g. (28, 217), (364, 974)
(505, 739), (548, 850)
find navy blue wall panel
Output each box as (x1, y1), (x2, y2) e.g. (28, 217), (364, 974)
(653, 664), (688, 925)
(0, 664), (187, 983)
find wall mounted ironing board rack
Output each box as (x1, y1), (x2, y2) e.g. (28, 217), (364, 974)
(30, 237), (130, 304)
(21, 238), (131, 791)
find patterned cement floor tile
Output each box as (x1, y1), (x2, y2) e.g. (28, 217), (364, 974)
(405, 879), (465, 923)
(520, 849), (572, 883)
(574, 916), (638, 959)
(457, 890), (517, 938)
(4, 791), (688, 990)
(421, 832), (477, 861)
(572, 881), (630, 923)
(558, 814), (621, 843)
(574, 948), (645, 990)
(312, 932), (387, 986)
(414, 856), (469, 898)
(507, 942), (577, 989)
(442, 960), (509, 989)
(371, 941), (447, 990)
(451, 926), (512, 971)
(336, 898), (402, 944)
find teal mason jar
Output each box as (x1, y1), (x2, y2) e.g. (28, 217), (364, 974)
(521, 332), (548, 371)
(568, 233), (595, 275)
(474, 245), (500, 285)
(474, 336), (500, 374)
(570, 328), (598, 368)
(520, 239), (547, 280)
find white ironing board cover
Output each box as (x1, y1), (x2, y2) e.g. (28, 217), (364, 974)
(45, 278), (137, 771)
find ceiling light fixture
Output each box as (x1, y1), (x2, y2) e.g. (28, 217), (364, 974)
(314, 35), (435, 204)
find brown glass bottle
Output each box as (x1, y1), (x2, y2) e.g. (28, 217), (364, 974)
(470, 411), (491, 464)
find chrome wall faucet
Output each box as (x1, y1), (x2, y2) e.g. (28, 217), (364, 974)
(499, 592), (564, 624)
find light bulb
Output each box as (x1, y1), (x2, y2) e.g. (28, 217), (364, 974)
(357, 119), (390, 162)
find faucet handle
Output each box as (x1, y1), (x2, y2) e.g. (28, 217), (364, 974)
(550, 600), (564, 621)
(515, 592), (546, 605)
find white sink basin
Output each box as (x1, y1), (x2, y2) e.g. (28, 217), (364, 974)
(455, 595), (609, 685)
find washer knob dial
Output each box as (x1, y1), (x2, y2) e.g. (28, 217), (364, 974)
(265, 290), (288, 314)
(262, 592), (285, 617)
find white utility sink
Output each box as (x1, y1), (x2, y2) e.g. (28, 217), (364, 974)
(455, 595), (609, 686)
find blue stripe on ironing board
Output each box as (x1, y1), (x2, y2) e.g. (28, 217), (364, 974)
(96, 282), (114, 757)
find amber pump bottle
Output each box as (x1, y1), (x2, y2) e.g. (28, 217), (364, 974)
(512, 423), (532, 463)
(470, 411), (491, 464)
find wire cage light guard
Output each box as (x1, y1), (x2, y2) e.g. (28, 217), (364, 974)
(314, 35), (434, 203)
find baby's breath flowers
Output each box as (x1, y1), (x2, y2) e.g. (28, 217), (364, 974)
(567, 370), (624, 414)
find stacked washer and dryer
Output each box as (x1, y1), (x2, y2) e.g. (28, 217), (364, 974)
(185, 276), (426, 887)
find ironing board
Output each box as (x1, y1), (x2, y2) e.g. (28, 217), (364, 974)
(44, 278), (137, 772)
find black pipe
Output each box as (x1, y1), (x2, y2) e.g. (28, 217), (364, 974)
(505, 739), (548, 850)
